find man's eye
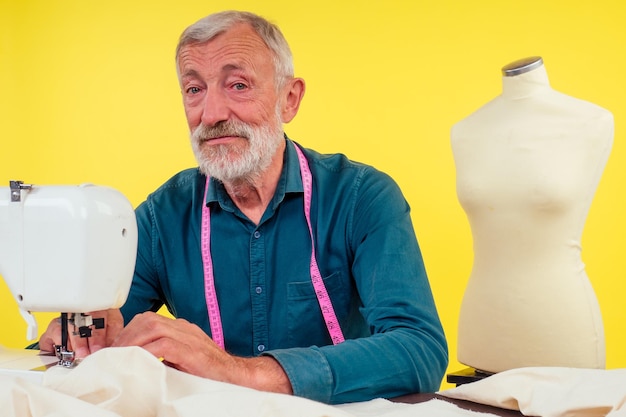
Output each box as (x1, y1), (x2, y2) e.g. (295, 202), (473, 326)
(233, 83), (246, 91)
(187, 86), (201, 94)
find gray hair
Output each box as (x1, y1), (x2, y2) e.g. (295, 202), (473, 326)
(176, 10), (294, 88)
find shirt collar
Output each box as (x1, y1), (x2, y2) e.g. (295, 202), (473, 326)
(283, 137), (305, 194)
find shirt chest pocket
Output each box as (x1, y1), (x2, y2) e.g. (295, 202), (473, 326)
(285, 271), (348, 346)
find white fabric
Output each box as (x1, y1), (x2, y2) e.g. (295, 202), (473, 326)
(439, 367), (626, 417)
(0, 346), (494, 417)
(337, 398), (499, 416)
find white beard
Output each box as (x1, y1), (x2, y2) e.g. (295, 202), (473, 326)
(190, 111), (284, 184)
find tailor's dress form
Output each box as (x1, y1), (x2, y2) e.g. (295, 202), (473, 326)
(453, 62), (613, 373)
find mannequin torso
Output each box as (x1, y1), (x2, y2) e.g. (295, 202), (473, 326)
(452, 58), (613, 372)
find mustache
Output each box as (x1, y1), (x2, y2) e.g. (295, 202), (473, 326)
(192, 121), (252, 142)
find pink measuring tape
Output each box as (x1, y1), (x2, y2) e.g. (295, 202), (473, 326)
(201, 143), (345, 350)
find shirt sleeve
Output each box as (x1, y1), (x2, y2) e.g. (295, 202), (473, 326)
(265, 166), (448, 404)
(120, 199), (165, 323)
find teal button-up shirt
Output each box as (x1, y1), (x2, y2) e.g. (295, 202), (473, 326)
(121, 139), (447, 404)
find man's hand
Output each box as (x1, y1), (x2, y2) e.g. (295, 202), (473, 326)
(38, 309), (124, 358)
(111, 312), (293, 395)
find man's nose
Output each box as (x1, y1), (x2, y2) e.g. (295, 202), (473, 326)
(200, 90), (230, 127)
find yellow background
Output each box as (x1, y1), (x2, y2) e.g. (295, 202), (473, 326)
(1, 0), (625, 390)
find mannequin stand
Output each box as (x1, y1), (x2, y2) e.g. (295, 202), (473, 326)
(446, 368), (494, 386)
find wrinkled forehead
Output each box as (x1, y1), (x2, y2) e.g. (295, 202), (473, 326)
(176, 24), (275, 75)
(177, 22), (271, 60)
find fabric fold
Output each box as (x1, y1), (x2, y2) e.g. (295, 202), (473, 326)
(439, 367), (626, 417)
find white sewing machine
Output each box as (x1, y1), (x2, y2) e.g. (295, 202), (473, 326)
(0, 180), (137, 382)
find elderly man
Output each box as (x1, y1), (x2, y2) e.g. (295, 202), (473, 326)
(40, 10), (447, 404)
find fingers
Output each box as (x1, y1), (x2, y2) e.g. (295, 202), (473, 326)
(38, 317), (64, 353)
(140, 328), (231, 380)
(70, 331), (92, 359)
(111, 313), (186, 365)
(112, 312), (196, 348)
(104, 309), (125, 347)
(38, 315), (89, 358)
(111, 312), (225, 378)
(107, 312), (292, 394)
(84, 309), (124, 353)
(38, 309), (123, 358)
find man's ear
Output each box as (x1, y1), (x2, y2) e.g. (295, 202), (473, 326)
(280, 78), (305, 123)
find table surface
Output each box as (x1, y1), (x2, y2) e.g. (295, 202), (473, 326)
(392, 393), (527, 416)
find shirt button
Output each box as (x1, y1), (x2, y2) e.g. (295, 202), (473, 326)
(257, 344), (266, 352)
(253, 231), (261, 238)
(255, 286), (263, 294)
